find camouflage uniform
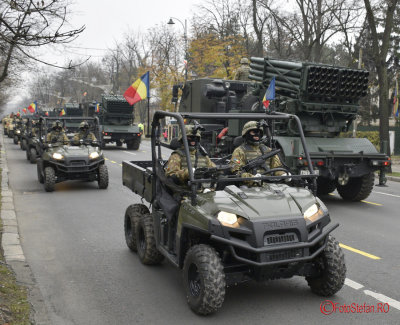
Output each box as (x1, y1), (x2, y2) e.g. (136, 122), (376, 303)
(234, 58), (250, 81)
(165, 125), (215, 185)
(47, 121), (69, 145)
(230, 121), (284, 185)
(72, 121), (97, 145)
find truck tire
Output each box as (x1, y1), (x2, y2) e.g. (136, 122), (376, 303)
(127, 138), (140, 150)
(29, 148), (37, 164)
(317, 177), (336, 195)
(37, 164), (44, 184)
(306, 236), (346, 296)
(336, 172), (374, 201)
(136, 213), (164, 265)
(98, 164), (109, 189)
(44, 166), (56, 192)
(124, 204), (150, 252)
(13, 135), (18, 144)
(183, 244), (225, 315)
(240, 93), (260, 111)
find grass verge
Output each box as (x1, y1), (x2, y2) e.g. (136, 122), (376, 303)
(0, 154), (31, 324)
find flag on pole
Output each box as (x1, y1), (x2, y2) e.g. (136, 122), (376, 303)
(27, 101), (37, 113)
(45, 111), (49, 116)
(59, 109), (66, 116)
(394, 79), (399, 117)
(95, 102), (100, 113)
(22, 108), (27, 114)
(123, 71), (150, 106)
(263, 77), (275, 109)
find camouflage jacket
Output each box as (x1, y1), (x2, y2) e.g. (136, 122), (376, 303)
(234, 65), (250, 81)
(165, 149), (216, 184)
(230, 143), (284, 179)
(46, 131), (69, 145)
(72, 131), (97, 144)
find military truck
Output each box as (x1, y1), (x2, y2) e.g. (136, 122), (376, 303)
(36, 117), (108, 191)
(173, 59), (391, 201)
(122, 111), (346, 315)
(97, 95), (142, 150)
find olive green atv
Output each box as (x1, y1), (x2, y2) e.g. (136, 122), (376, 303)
(122, 111), (346, 315)
(36, 117), (109, 192)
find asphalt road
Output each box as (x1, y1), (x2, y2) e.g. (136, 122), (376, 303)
(3, 138), (400, 325)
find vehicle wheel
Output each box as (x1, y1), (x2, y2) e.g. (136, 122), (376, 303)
(26, 147), (31, 161)
(29, 148), (37, 164)
(317, 177), (336, 195)
(183, 244), (225, 315)
(240, 93), (260, 112)
(136, 213), (164, 265)
(98, 164), (109, 189)
(13, 135), (18, 144)
(37, 164), (44, 184)
(127, 138), (140, 150)
(336, 172), (374, 201)
(124, 204), (149, 252)
(306, 236), (346, 296)
(116, 140), (122, 147)
(44, 166), (56, 192)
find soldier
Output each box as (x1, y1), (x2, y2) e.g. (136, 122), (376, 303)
(72, 121), (97, 145)
(230, 121), (285, 185)
(47, 120), (69, 146)
(234, 57), (250, 81)
(165, 125), (216, 185)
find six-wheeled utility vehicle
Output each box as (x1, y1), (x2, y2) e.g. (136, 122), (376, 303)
(36, 117), (109, 192)
(122, 111), (346, 315)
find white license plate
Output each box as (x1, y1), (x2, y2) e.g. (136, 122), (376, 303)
(103, 136), (111, 139)
(300, 169), (319, 175)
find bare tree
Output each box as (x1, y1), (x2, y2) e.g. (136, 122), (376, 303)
(0, 0), (85, 84)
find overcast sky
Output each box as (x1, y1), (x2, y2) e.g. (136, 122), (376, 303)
(41, 0), (200, 65)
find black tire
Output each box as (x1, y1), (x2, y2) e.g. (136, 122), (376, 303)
(124, 204), (150, 252)
(29, 148), (37, 164)
(98, 164), (109, 189)
(127, 138), (140, 150)
(26, 147), (31, 161)
(136, 213), (164, 265)
(13, 135), (18, 144)
(317, 177), (337, 195)
(44, 166), (56, 192)
(37, 164), (44, 184)
(183, 244), (226, 315)
(21, 139), (27, 151)
(336, 172), (374, 201)
(306, 236), (346, 296)
(240, 93), (260, 112)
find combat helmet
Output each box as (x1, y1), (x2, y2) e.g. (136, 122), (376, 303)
(178, 124), (201, 141)
(242, 121), (262, 136)
(242, 120), (263, 145)
(79, 121), (89, 130)
(52, 120), (63, 130)
(240, 58), (249, 65)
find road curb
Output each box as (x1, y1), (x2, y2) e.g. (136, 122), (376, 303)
(0, 126), (52, 324)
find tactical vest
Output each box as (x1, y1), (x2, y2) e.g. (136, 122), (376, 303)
(174, 149), (209, 169)
(240, 143), (270, 172)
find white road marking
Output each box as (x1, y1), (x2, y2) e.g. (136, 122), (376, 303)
(344, 278), (364, 290)
(373, 191), (400, 198)
(364, 290), (400, 311)
(123, 151), (136, 155)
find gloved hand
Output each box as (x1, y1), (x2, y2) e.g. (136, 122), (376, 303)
(281, 172), (292, 182)
(254, 173), (262, 184)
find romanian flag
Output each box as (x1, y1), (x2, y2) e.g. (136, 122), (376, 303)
(95, 102), (100, 113)
(27, 101), (37, 113)
(263, 77), (275, 110)
(45, 111), (49, 116)
(123, 71), (150, 106)
(16, 112), (20, 117)
(393, 79), (399, 117)
(59, 109), (66, 116)
(23, 108), (27, 114)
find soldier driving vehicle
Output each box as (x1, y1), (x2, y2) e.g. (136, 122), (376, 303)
(72, 121), (97, 145)
(25, 118), (41, 164)
(122, 111), (346, 315)
(36, 117), (108, 192)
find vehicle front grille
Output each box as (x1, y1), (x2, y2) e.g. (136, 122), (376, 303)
(70, 160), (86, 166)
(264, 249), (303, 262)
(264, 232), (298, 246)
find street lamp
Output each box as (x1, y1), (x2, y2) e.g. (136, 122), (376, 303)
(167, 17), (188, 82)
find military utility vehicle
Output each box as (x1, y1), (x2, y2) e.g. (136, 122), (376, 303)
(97, 95), (142, 150)
(122, 111), (346, 315)
(36, 117), (108, 192)
(13, 119), (24, 145)
(172, 59), (391, 201)
(23, 117), (41, 163)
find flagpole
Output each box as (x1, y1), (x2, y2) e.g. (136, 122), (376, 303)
(146, 71), (151, 138)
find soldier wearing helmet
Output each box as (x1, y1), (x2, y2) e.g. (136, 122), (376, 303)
(72, 121), (97, 145)
(234, 57), (250, 81)
(165, 124), (215, 185)
(230, 121), (285, 185)
(47, 120), (69, 145)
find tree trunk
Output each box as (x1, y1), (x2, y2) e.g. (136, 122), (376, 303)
(376, 65), (391, 155)
(252, 0), (264, 57)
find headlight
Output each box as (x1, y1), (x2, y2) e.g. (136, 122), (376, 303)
(303, 204), (323, 222)
(89, 151), (100, 159)
(16, 130), (21, 134)
(217, 211), (239, 228)
(52, 152), (64, 160)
